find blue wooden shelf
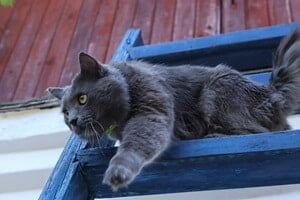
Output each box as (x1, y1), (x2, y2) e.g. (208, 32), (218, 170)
(39, 22), (300, 200)
(77, 130), (300, 198)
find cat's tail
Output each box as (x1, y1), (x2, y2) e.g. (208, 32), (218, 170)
(269, 26), (300, 115)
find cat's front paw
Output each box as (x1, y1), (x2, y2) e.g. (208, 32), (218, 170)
(103, 165), (135, 191)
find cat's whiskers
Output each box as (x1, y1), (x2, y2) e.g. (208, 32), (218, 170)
(84, 124), (95, 147)
(88, 122), (106, 155)
(92, 120), (105, 132)
(90, 122), (102, 145)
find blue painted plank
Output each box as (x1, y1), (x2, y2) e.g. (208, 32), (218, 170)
(111, 29), (143, 62)
(39, 134), (88, 200)
(76, 130), (300, 198)
(129, 23), (300, 70)
(55, 161), (89, 200)
(245, 72), (270, 84)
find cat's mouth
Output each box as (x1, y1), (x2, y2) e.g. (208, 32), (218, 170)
(71, 120), (106, 145)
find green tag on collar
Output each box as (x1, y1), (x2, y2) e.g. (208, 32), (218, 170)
(104, 124), (116, 135)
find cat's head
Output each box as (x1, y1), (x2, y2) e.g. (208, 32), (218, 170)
(48, 52), (130, 143)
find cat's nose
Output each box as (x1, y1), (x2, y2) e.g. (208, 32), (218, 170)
(70, 118), (78, 126)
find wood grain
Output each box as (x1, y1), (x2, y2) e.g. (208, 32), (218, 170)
(34, 0), (84, 97)
(77, 130), (300, 198)
(0, 0), (34, 81)
(59, 0), (101, 87)
(105, 0), (138, 62)
(195, 0), (220, 37)
(132, 0), (156, 44)
(221, 0), (246, 33)
(150, 0), (176, 44)
(172, 0), (196, 40)
(0, 0), (48, 102)
(290, 0), (300, 21)
(245, 0), (269, 29)
(13, 0), (67, 101)
(0, 5), (13, 39)
(1, 0), (300, 103)
(268, 0), (292, 25)
(87, 0), (118, 62)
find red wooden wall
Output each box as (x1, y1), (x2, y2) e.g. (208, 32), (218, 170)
(0, 0), (299, 103)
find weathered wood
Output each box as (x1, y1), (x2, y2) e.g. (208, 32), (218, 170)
(221, 0), (246, 33)
(290, 0), (300, 21)
(105, 0), (138, 62)
(172, 0), (196, 40)
(0, 0), (34, 83)
(13, 0), (67, 101)
(111, 29), (143, 62)
(129, 23), (300, 69)
(0, 0), (49, 102)
(150, 0), (176, 44)
(267, 0), (292, 25)
(245, 0), (269, 29)
(39, 134), (89, 200)
(0, 96), (59, 113)
(132, 0), (156, 44)
(76, 130), (300, 198)
(1, 0), (300, 103)
(87, 0), (118, 62)
(59, 0), (101, 86)
(195, 0), (220, 37)
(34, 0), (84, 97)
(0, 5), (13, 39)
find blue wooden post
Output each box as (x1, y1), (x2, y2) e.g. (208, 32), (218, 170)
(76, 130), (300, 198)
(129, 22), (300, 70)
(39, 134), (88, 200)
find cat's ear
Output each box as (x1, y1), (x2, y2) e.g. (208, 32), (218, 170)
(47, 87), (65, 100)
(79, 52), (105, 79)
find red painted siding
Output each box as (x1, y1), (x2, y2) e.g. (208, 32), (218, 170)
(0, 0), (299, 103)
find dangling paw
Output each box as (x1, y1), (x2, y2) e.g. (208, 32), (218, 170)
(103, 164), (136, 191)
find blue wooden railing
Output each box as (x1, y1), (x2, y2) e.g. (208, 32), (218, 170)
(40, 22), (300, 200)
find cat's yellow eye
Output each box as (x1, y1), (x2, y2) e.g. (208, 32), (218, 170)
(78, 94), (88, 105)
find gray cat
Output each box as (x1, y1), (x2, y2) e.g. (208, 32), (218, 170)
(48, 27), (300, 191)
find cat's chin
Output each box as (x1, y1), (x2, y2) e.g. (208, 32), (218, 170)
(71, 126), (104, 145)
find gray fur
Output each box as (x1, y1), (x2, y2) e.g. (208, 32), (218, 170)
(48, 28), (300, 191)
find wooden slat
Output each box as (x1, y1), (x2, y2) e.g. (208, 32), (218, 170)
(0, 0), (33, 80)
(194, 0), (220, 37)
(172, 0), (196, 40)
(39, 134), (88, 200)
(34, 0), (83, 98)
(112, 29), (143, 62)
(0, 5), (13, 39)
(76, 130), (300, 198)
(105, 0), (138, 63)
(13, 0), (67, 101)
(290, 0), (300, 21)
(0, 0), (49, 103)
(59, 0), (101, 87)
(268, 0), (292, 25)
(245, 0), (269, 29)
(132, 0), (156, 44)
(221, 0), (246, 33)
(87, 0), (118, 62)
(150, 0), (176, 44)
(129, 23), (300, 69)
